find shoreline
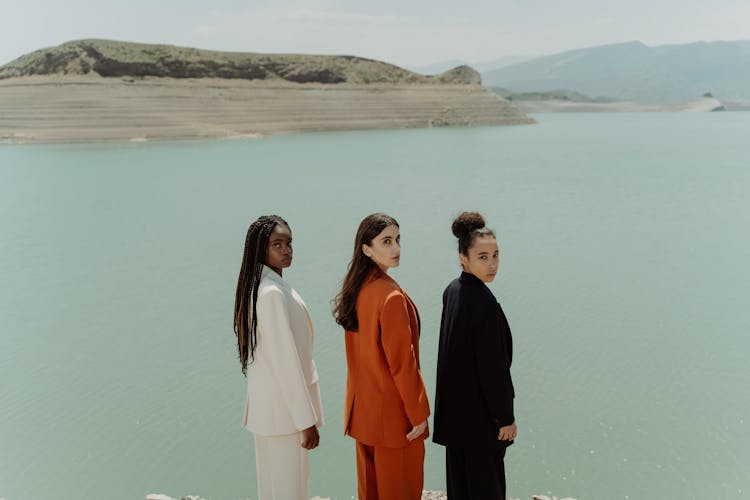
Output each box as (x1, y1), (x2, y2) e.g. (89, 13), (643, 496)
(145, 492), (577, 500)
(0, 75), (533, 144)
(512, 96), (739, 113)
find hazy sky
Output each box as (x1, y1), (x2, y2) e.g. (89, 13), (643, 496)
(2, 0), (749, 66)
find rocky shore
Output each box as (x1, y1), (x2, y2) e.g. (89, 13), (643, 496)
(145, 492), (577, 500)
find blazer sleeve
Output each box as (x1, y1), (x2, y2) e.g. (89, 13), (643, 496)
(256, 287), (319, 431)
(474, 300), (515, 428)
(380, 291), (431, 426)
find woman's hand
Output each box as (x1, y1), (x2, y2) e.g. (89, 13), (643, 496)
(498, 421), (517, 441)
(406, 420), (428, 441)
(301, 425), (320, 450)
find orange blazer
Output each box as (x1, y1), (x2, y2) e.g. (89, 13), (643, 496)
(344, 270), (431, 448)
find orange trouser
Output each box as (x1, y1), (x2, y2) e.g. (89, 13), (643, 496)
(355, 439), (425, 500)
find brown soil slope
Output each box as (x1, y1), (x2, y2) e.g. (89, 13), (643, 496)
(0, 41), (533, 144)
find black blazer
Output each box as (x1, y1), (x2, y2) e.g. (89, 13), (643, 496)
(432, 271), (515, 450)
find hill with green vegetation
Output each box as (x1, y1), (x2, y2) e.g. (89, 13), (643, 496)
(0, 39), (481, 85)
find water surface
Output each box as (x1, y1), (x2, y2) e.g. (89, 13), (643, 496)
(1, 113), (749, 500)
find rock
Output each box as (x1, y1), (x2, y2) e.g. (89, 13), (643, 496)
(532, 496), (577, 500)
(145, 492), (571, 500)
(682, 96), (725, 112)
(437, 65), (482, 85)
(145, 495), (205, 500)
(147, 496), (330, 500)
(420, 492), (537, 500)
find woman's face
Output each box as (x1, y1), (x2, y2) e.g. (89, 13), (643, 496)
(460, 235), (499, 283)
(265, 224), (293, 273)
(362, 224), (401, 272)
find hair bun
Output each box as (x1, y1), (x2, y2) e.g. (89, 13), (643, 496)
(451, 212), (486, 238)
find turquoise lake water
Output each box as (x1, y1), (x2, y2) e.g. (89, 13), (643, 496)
(1, 113), (749, 500)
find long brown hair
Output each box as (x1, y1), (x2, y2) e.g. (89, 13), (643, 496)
(333, 213), (399, 331)
(234, 215), (289, 375)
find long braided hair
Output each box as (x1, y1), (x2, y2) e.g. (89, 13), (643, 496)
(333, 213), (399, 332)
(234, 215), (289, 375)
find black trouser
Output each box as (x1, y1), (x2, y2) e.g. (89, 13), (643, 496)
(445, 445), (507, 500)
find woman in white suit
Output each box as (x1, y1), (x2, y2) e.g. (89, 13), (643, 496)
(234, 215), (324, 500)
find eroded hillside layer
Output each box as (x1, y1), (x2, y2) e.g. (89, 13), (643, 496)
(0, 76), (533, 143)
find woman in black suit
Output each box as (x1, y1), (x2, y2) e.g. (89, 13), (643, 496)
(433, 211), (517, 500)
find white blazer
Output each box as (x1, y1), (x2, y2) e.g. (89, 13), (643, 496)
(242, 265), (324, 436)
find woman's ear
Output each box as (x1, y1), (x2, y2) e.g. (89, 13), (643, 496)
(459, 253), (469, 268)
(361, 243), (372, 258)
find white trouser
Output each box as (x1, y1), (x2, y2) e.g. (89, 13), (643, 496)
(254, 431), (309, 500)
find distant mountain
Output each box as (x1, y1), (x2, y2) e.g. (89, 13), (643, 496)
(482, 40), (750, 103)
(470, 56), (533, 73)
(409, 60), (468, 75)
(411, 56), (532, 76)
(0, 39), (482, 85)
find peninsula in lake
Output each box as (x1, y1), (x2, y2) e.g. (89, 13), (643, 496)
(0, 39), (533, 144)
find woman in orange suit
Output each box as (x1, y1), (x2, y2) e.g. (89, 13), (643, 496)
(333, 213), (431, 500)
